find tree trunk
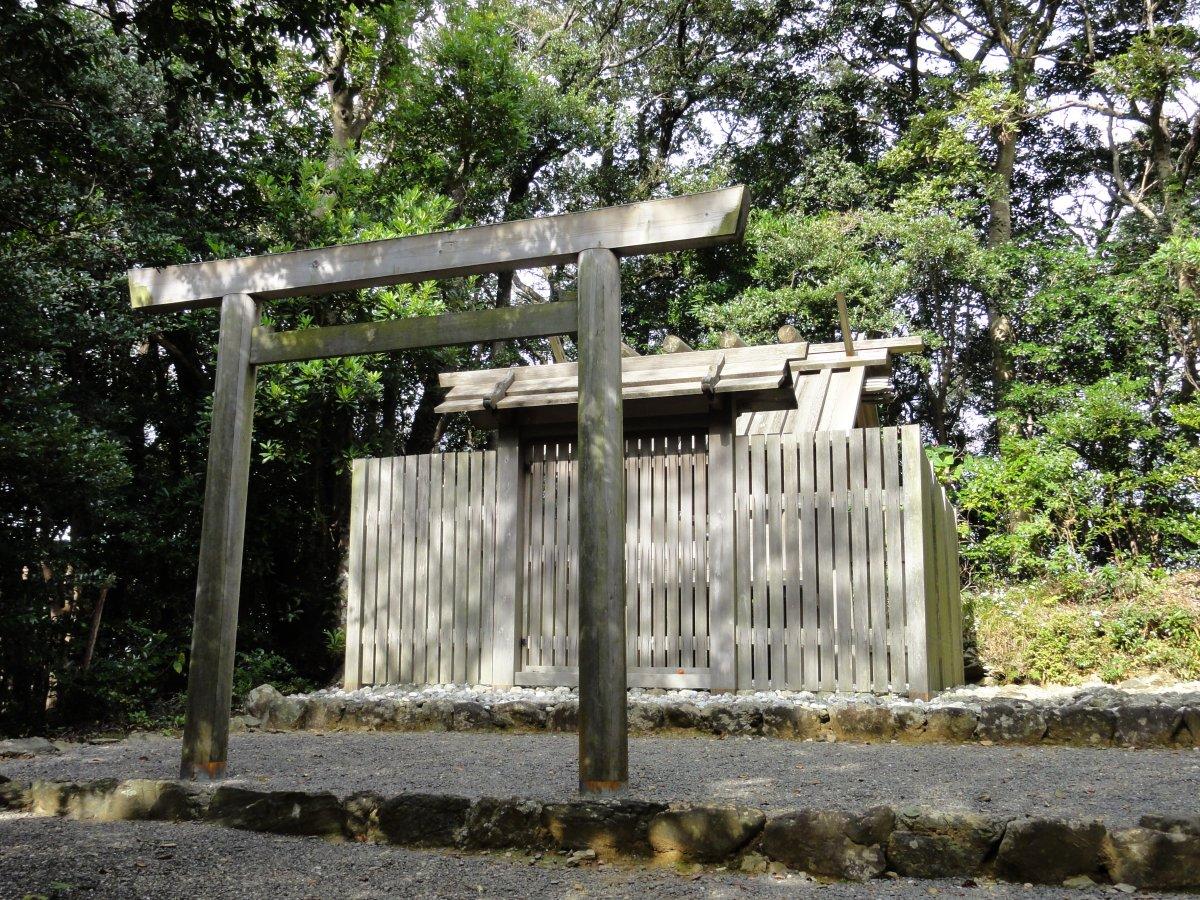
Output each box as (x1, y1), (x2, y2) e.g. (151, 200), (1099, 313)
(987, 123), (1018, 427)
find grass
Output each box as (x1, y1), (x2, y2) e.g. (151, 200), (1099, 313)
(964, 568), (1200, 685)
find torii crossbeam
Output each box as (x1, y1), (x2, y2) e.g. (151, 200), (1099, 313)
(128, 186), (750, 791)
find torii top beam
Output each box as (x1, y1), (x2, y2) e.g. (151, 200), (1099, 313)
(127, 186), (750, 313)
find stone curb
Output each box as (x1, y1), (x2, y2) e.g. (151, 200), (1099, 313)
(243, 684), (1200, 750)
(3, 775), (1198, 889)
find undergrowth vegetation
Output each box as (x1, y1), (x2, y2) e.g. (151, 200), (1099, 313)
(965, 569), (1200, 685)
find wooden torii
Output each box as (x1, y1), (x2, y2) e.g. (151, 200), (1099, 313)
(127, 186), (751, 791)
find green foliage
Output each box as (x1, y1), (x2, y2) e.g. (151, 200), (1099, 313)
(967, 570), (1200, 685)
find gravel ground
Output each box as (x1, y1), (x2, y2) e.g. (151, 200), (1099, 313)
(0, 814), (1167, 899)
(4, 732), (1199, 826)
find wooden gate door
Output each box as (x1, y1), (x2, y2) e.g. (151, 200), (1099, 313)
(516, 433), (713, 689)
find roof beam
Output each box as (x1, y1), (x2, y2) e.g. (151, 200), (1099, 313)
(250, 300), (578, 365)
(129, 186), (750, 313)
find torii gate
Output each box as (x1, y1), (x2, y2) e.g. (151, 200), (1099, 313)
(128, 186), (750, 792)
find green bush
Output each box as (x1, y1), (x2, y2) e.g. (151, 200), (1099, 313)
(966, 568), (1200, 684)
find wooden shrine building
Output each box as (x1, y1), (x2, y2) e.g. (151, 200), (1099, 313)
(345, 331), (964, 698)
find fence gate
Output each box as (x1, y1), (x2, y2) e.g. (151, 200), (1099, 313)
(516, 433), (712, 689)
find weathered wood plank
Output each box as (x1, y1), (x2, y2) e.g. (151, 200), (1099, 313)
(679, 446), (695, 667)
(361, 459), (380, 685)
(637, 447), (653, 667)
(554, 443), (571, 665)
(814, 431), (835, 691)
(252, 302), (579, 366)
(480, 450), (498, 683)
(733, 434), (753, 689)
(651, 442), (667, 667)
(427, 454), (444, 683)
(179, 293), (258, 780)
(345, 458), (366, 691)
(848, 429), (870, 689)
(782, 437), (801, 687)
(692, 443), (711, 672)
(831, 433), (853, 691)
(865, 430), (889, 693)
(387, 457), (404, 683)
(567, 442), (580, 668)
(413, 455), (430, 684)
(766, 435), (785, 688)
(399, 456), (418, 683)
(492, 429), (522, 686)
(749, 435), (769, 689)
(882, 428), (906, 692)
(665, 443), (681, 666)
(131, 187), (750, 311)
(575, 246), (628, 793)
(798, 433), (820, 689)
(453, 453), (471, 684)
(373, 458), (392, 685)
(900, 426), (930, 696)
(624, 445), (639, 669)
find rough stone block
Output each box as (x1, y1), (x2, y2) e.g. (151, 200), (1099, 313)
(1104, 826), (1200, 889)
(343, 790), (383, 840)
(924, 706), (979, 743)
(829, 705), (896, 742)
(1114, 704), (1180, 747)
(976, 703), (1047, 743)
(1044, 705), (1116, 746)
(460, 797), (548, 850)
(761, 704), (824, 739)
(648, 805), (765, 863)
(265, 695), (307, 730)
(303, 695), (345, 730)
(547, 701), (578, 732)
(92, 779), (202, 822)
(449, 701), (494, 731)
(885, 807), (1006, 877)
(490, 701), (549, 731)
(1180, 708), (1200, 747)
(0, 736), (61, 759)
(702, 704), (762, 736)
(890, 704), (927, 740)
(994, 818), (1105, 884)
(760, 807), (894, 881)
(373, 793), (471, 846)
(627, 701), (665, 733)
(542, 799), (667, 858)
(661, 702), (703, 732)
(206, 787), (346, 839)
(0, 776), (28, 810)
(243, 684), (282, 720)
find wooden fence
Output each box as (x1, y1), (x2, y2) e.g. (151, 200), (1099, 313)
(345, 425), (962, 695)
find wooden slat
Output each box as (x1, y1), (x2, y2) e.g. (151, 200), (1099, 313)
(831, 432), (853, 691)
(361, 458), (379, 685)
(345, 459), (366, 689)
(131, 186), (750, 311)
(399, 456), (418, 683)
(679, 446), (695, 667)
(374, 458), (393, 685)
(900, 426), (930, 696)
(798, 434), (819, 689)
(782, 438), (801, 687)
(465, 452), (482, 682)
(816, 368), (868, 431)
(652, 442), (668, 667)
(637, 447), (653, 666)
(387, 457), (404, 683)
(814, 431), (835, 691)
(734, 435), (753, 689)
(413, 455), (431, 684)
(252, 302), (579, 365)
(453, 453), (470, 683)
(567, 443), (580, 667)
(865, 430), (889, 692)
(848, 429), (870, 689)
(539, 444), (556, 667)
(692, 443), (710, 671)
(793, 369), (832, 433)
(882, 428), (906, 691)
(665, 442), (681, 666)
(750, 435), (769, 688)
(480, 450), (498, 684)
(553, 443), (570, 665)
(624, 444), (638, 669)
(766, 435), (785, 687)
(492, 430), (521, 686)
(426, 454), (444, 683)
(707, 414), (736, 690)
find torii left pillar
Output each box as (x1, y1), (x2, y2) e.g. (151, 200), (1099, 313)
(180, 292), (258, 780)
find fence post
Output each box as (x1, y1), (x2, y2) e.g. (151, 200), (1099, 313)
(179, 293), (257, 780)
(899, 425), (930, 698)
(492, 426), (524, 687)
(576, 247), (627, 794)
(707, 405), (738, 691)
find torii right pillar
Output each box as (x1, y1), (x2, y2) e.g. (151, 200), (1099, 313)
(575, 247), (628, 793)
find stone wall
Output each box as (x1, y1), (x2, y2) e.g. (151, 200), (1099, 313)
(243, 682), (1200, 749)
(3, 775), (1197, 890)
